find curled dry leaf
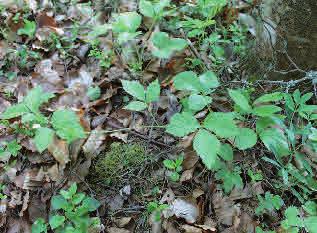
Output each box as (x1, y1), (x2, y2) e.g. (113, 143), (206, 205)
(82, 127), (106, 159)
(19, 191), (30, 217)
(113, 217), (132, 228)
(108, 227), (131, 233)
(170, 199), (199, 224)
(48, 136), (70, 169)
(212, 191), (241, 226)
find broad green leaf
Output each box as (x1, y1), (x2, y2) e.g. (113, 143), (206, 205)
(303, 201), (317, 215)
(198, 71), (219, 93)
(151, 32), (187, 58)
(146, 79), (160, 103)
(87, 24), (110, 38)
(260, 128), (290, 157)
(112, 12), (141, 33)
(51, 195), (68, 210)
(17, 19), (36, 37)
(163, 159), (175, 170)
(193, 129), (220, 170)
(60, 183), (77, 200)
(32, 218), (47, 233)
(300, 92), (313, 104)
(253, 105), (282, 117)
(0, 103), (28, 119)
(203, 112), (239, 138)
(139, 0), (155, 17)
(253, 92), (283, 104)
(117, 31), (141, 44)
(49, 215), (65, 229)
(82, 197), (100, 212)
(173, 71), (201, 92)
(304, 216), (317, 233)
(72, 193), (86, 205)
(87, 86), (101, 101)
(228, 89), (252, 112)
(284, 94), (295, 111)
(218, 143), (233, 161)
(6, 140), (21, 156)
(34, 127), (54, 153)
(215, 167), (243, 193)
(234, 128), (257, 150)
(188, 94), (212, 111)
(121, 80), (146, 101)
(51, 109), (86, 143)
(124, 101), (147, 111)
(23, 86), (55, 113)
(166, 112), (200, 137)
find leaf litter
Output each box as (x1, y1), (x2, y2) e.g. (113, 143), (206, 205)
(0, 0), (316, 233)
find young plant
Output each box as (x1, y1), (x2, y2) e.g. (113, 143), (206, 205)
(17, 19), (36, 38)
(139, 0), (173, 21)
(255, 192), (284, 215)
(151, 32), (187, 59)
(281, 203), (317, 233)
(121, 79), (161, 111)
(163, 155), (183, 182)
(0, 184), (7, 200)
(147, 201), (169, 222)
(32, 183), (101, 233)
(1, 86), (86, 153)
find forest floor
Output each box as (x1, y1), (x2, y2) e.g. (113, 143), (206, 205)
(0, 1), (316, 233)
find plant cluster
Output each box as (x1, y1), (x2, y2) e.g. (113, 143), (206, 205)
(32, 183), (100, 233)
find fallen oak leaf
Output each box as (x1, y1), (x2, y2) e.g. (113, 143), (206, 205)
(48, 136), (70, 169)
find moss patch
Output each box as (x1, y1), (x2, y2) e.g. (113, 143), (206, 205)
(88, 142), (149, 191)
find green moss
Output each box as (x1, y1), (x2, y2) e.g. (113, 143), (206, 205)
(90, 142), (148, 187)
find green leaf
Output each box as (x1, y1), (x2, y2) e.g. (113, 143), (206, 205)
(253, 105), (282, 117)
(304, 216), (317, 233)
(124, 101), (147, 111)
(163, 159), (175, 170)
(0, 103), (28, 119)
(34, 127), (54, 153)
(32, 218), (47, 233)
(24, 86), (55, 113)
(87, 86), (101, 101)
(234, 128), (257, 150)
(51, 195), (68, 210)
(228, 89), (252, 112)
(139, 0), (155, 17)
(193, 129), (220, 170)
(6, 140), (22, 156)
(1, 86), (54, 119)
(166, 112), (200, 137)
(146, 79), (160, 103)
(51, 109), (86, 143)
(253, 92), (283, 104)
(72, 193), (86, 205)
(188, 94), (212, 112)
(60, 183), (77, 200)
(173, 71), (201, 92)
(49, 215), (65, 230)
(198, 71), (219, 93)
(203, 112), (239, 138)
(215, 167), (243, 193)
(112, 12), (141, 33)
(260, 128), (290, 157)
(82, 197), (100, 212)
(303, 201), (317, 215)
(151, 32), (187, 59)
(218, 143), (233, 161)
(17, 19), (36, 38)
(121, 80), (146, 101)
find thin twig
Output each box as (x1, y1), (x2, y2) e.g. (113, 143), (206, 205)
(180, 29), (211, 70)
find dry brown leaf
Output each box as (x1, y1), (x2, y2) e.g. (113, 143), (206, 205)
(48, 137), (70, 169)
(181, 224), (202, 233)
(113, 217), (132, 228)
(28, 195), (47, 223)
(7, 217), (31, 233)
(19, 191), (30, 217)
(82, 127), (106, 159)
(170, 199), (199, 224)
(212, 191), (240, 226)
(180, 167), (195, 182)
(8, 191), (22, 208)
(108, 227), (131, 233)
